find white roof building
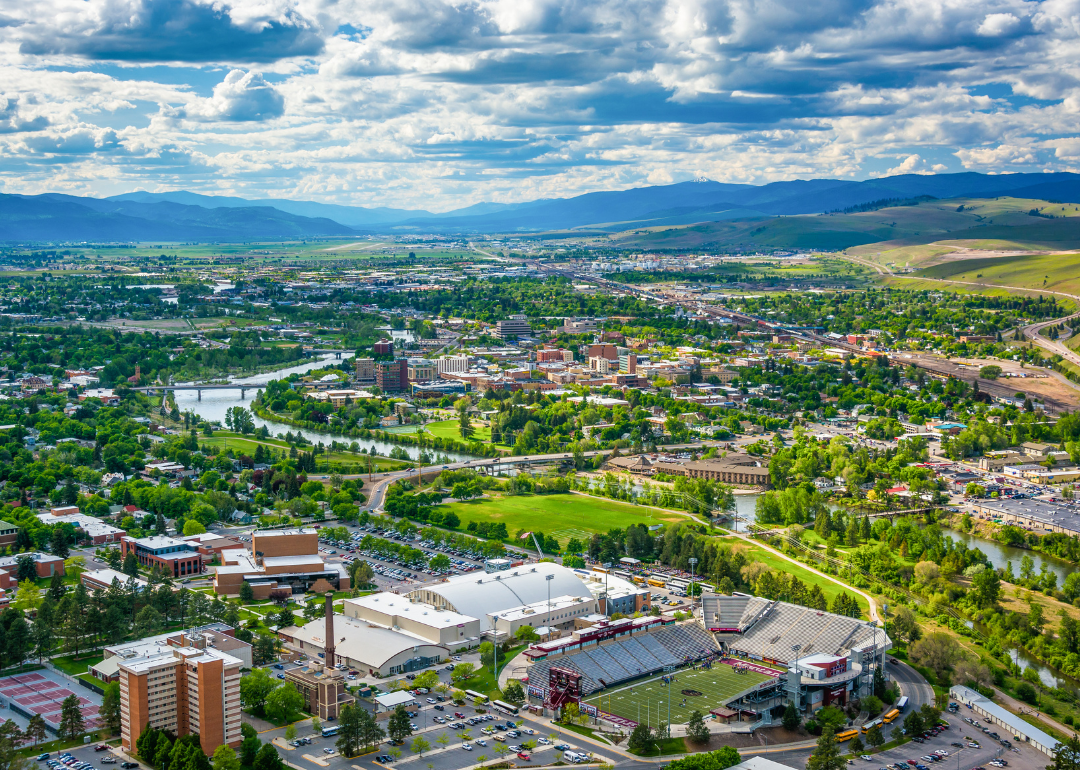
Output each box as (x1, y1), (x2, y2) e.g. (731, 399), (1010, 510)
(280, 614), (448, 677)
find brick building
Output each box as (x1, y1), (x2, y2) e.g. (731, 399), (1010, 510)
(120, 535), (204, 577)
(376, 359), (408, 392)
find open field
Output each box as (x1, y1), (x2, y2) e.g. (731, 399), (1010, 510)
(737, 544), (868, 617)
(896, 353), (1080, 411)
(438, 493), (689, 543)
(609, 197), (1080, 253)
(912, 251), (1080, 296)
(583, 662), (773, 727)
(424, 418), (494, 444)
(201, 432), (402, 470)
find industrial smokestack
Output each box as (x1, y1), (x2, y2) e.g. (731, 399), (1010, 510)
(324, 591), (335, 669)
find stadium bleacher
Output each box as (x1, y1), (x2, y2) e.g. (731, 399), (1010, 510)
(705, 594), (886, 664)
(526, 622), (721, 696)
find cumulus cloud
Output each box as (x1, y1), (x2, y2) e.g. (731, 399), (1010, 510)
(0, 0), (1078, 207)
(17, 0), (324, 62)
(175, 70), (285, 122)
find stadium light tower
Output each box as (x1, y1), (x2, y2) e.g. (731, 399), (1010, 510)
(546, 573), (555, 630)
(689, 557), (698, 612)
(791, 643), (802, 712)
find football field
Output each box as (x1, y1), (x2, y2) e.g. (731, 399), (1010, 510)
(582, 663), (774, 727)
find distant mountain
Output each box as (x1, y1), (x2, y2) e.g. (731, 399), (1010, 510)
(0, 193), (355, 242)
(7, 172), (1080, 242)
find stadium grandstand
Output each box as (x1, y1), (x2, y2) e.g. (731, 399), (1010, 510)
(701, 593), (890, 715)
(525, 622), (720, 700)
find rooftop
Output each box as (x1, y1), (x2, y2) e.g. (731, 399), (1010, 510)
(345, 592), (477, 629)
(253, 528), (317, 537)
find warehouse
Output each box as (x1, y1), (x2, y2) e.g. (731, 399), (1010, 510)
(342, 592), (481, 648)
(950, 685), (1058, 757)
(969, 498), (1080, 537)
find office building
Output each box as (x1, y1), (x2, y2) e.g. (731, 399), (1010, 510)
(39, 507), (126, 544)
(354, 357), (376, 383)
(407, 360), (437, 382)
(120, 535), (204, 578)
(495, 314), (531, 340)
(376, 359), (408, 392)
(436, 355), (470, 374)
(118, 633), (243, 756)
(373, 339), (394, 355)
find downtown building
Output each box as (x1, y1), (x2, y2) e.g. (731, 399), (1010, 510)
(118, 633), (243, 756)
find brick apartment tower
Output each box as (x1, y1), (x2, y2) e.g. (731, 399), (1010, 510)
(119, 642), (243, 756)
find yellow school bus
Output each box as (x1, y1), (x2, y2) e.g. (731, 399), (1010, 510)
(882, 709), (900, 724)
(835, 729), (859, 742)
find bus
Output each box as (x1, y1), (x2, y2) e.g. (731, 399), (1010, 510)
(835, 729), (859, 742)
(698, 582), (715, 594)
(861, 719), (882, 734)
(647, 577), (667, 588)
(592, 566), (609, 574)
(896, 696), (909, 712)
(668, 578), (689, 589)
(492, 699), (520, 716)
(465, 690), (490, 704)
(631, 575), (646, 586)
(321, 726), (341, 737)
(882, 709), (900, 724)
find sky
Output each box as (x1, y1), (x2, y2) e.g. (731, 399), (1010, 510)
(1, 0), (1080, 211)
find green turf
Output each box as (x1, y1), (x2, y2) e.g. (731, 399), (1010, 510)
(583, 663), (772, 727)
(424, 418), (493, 443)
(439, 494), (688, 542)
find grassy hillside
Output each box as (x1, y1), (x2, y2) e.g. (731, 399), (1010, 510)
(912, 252), (1080, 295)
(610, 197), (1080, 253)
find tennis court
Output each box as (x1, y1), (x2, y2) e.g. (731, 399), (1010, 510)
(582, 661), (775, 728)
(0, 671), (102, 731)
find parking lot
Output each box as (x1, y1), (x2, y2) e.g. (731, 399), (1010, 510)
(260, 700), (604, 770)
(776, 705), (1049, 770)
(32, 741), (136, 770)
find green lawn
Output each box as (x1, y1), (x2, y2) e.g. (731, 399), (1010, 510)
(583, 663), (772, 727)
(438, 494), (688, 544)
(746, 546), (868, 617)
(424, 419), (494, 444)
(202, 433), (400, 470)
(52, 652), (104, 676)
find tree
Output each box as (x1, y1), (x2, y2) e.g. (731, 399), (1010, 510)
(122, 551), (140, 577)
(239, 581), (255, 603)
(891, 606), (920, 647)
(910, 632), (961, 683)
(58, 693), (85, 740)
(627, 724), (655, 754)
(25, 714), (46, 747)
(458, 412), (475, 441)
(239, 668), (278, 715)
(134, 605), (164, 638)
(266, 683), (305, 723)
(388, 704), (413, 744)
(240, 723), (261, 767)
(685, 710), (710, 744)
(412, 671), (441, 690)
(503, 681), (525, 704)
(0, 720), (27, 770)
(254, 633), (279, 665)
(515, 625), (540, 643)
(100, 682), (122, 735)
(253, 743), (285, 770)
(212, 745), (241, 770)
(451, 662), (476, 684)
(903, 711), (924, 737)
(849, 734), (864, 753)
(411, 736), (430, 756)
(782, 700), (800, 731)
(807, 728), (845, 770)
(971, 568), (1001, 608)
(183, 520), (207, 536)
(866, 725), (884, 748)
(285, 724), (297, 742)
(479, 641), (495, 669)
(12, 580), (41, 613)
(1049, 734), (1080, 770)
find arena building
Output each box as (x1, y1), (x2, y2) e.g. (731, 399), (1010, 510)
(406, 563), (649, 636)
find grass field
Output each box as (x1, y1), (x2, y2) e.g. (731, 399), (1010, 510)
(202, 432), (401, 470)
(913, 251), (1080, 296)
(583, 663), (772, 727)
(739, 545), (868, 617)
(439, 494), (688, 543)
(424, 418), (494, 444)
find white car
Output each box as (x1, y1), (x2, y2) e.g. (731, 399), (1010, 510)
(461, 745), (472, 752)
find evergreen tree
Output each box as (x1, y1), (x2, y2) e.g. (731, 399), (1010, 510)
(388, 704), (413, 744)
(685, 711), (710, 744)
(58, 694), (85, 740)
(807, 728), (845, 770)
(25, 713), (47, 746)
(782, 701), (800, 731)
(100, 682), (122, 736)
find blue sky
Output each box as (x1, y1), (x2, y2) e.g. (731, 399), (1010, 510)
(0, 0), (1078, 210)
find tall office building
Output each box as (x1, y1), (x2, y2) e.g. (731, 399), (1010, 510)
(495, 314), (531, 340)
(376, 359), (408, 392)
(435, 355), (470, 374)
(354, 357), (376, 383)
(118, 638), (243, 756)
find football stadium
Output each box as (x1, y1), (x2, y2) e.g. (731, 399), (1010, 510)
(521, 593), (889, 727)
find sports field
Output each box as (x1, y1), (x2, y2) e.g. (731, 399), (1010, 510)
(582, 662), (773, 727)
(441, 494), (688, 544)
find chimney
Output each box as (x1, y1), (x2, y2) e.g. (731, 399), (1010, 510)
(324, 591), (335, 669)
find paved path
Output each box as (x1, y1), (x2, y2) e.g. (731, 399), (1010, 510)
(990, 685), (1072, 739)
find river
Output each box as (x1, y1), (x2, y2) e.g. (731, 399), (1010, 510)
(171, 355), (476, 463)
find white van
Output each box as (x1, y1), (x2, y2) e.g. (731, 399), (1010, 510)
(563, 751), (589, 764)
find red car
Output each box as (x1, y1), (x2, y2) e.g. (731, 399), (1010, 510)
(454, 712), (465, 719)
(95, 746), (110, 753)
(517, 754), (531, 761)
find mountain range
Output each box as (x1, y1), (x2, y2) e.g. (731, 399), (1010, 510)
(6, 172), (1080, 242)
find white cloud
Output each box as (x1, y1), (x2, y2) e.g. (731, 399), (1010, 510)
(978, 13), (1022, 37)
(178, 70), (285, 122)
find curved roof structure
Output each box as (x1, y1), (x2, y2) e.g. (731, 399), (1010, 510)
(408, 563), (595, 631)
